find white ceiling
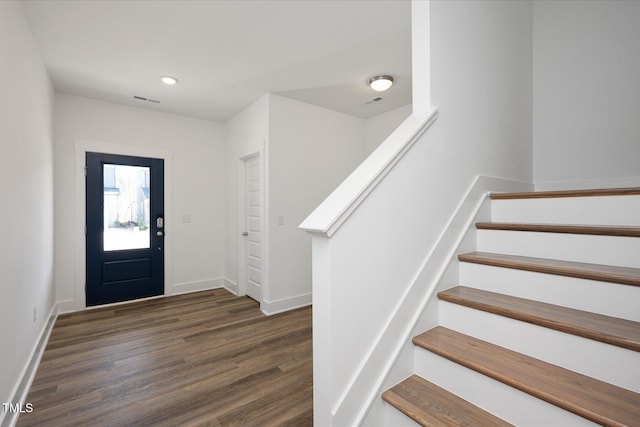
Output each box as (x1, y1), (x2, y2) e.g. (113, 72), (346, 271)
(21, 0), (412, 122)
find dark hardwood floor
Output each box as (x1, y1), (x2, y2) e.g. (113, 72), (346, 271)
(17, 289), (312, 427)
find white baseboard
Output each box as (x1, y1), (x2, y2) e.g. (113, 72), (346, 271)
(56, 277), (238, 315)
(223, 278), (239, 295)
(1, 304), (57, 427)
(56, 299), (76, 315)
(261, 293), (312, 316)
(535, 176), (640, 191)
(169, 277), (224, 296)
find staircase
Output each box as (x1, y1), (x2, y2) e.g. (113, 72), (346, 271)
(382, 188), (640, 426)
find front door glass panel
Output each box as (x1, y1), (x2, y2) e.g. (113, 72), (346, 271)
(103, 164), (151, 251)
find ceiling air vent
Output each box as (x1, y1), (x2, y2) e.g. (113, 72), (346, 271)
(363, 96), (383, 104)
(133, 96), (160, 104)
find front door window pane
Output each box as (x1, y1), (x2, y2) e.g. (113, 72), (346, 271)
(104, 164), (150, 251)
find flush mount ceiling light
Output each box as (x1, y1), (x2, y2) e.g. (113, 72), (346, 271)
(368, 75), (393, 92)
(161, 75), (178, 85)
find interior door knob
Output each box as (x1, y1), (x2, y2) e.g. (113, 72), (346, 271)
(242, 231), (248, 236)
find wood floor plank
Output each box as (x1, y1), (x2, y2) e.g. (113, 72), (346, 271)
(414, 327), (640, 426)
(476, 222), (640, 237)
(438, 286), (640, 351)
(458, 251), (640, 287)
(215, 361), (313, 426)
(490, 187), (640, 199)
(17, 289), (312, 427)
(383, 374), (513, 426)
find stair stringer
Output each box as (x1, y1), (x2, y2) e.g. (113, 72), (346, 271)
(357, 176), (531, 426)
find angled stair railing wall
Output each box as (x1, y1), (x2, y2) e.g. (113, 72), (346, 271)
(299, 100), (535, 425)
(298, 2), (445, 423)
(299, 108), (437, 426)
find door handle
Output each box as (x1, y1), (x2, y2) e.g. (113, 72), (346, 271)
(157, 231), (164, 237)
(242, 231), (249, 237)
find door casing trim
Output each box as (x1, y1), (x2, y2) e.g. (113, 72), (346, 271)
(74, 139), (173, 311)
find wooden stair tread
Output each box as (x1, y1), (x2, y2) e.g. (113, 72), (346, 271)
(490, 187), (640, 200)
(438, 286), (640, 351)
(413, 327), (640, 426)
(476, 222), (640, 237)
(382, 374), (513, 427)
(458, 251), (640, 287)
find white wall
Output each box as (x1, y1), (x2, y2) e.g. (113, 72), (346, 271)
(363, 104), (412, 156)
(267, 95), (365, 312)
(302, 1), (534, 424)
(430, 0), (533, 190)
(54, 94), (226, 310)
(224, 94), (406, 313)
(533, 0), (640, 189)
(0, 1), (55, 421)
(223, 94), (269, 293)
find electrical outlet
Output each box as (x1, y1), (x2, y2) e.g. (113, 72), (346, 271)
(33, 306), (37, 323)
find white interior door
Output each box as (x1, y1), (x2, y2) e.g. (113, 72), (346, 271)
(244, 155), (262, 302)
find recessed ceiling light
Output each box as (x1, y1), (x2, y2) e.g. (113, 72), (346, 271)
(368, 75), (393, 92)
(161, 76), (178, 85)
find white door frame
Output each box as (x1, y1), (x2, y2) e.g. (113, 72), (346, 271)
(73, 139), (173, 312)
(237, 151), (267, 305)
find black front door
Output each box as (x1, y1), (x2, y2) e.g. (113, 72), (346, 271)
(86, 152), (164, 306)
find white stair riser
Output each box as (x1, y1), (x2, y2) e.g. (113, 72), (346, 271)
(459, 262), (640, 321)
(439, 302), (640, 392)
(414, 349), (599, 427)
(491, 195), (640, 226)
(477, 229), (640, 268)
(384, 403), (421, 427)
